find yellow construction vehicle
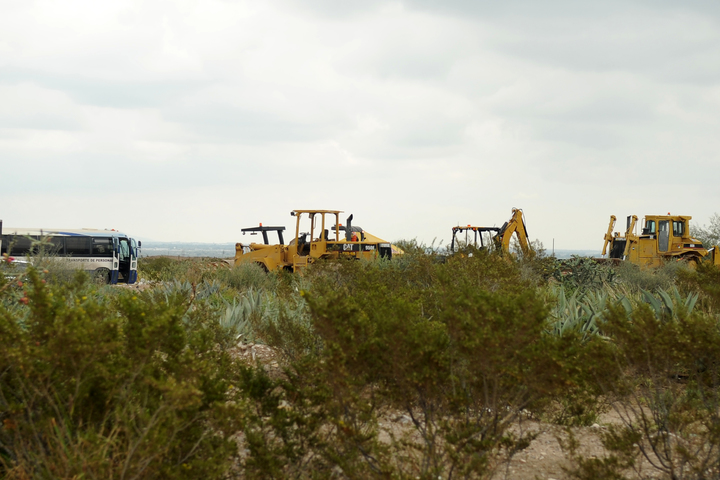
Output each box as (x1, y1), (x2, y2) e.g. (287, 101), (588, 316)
(235, 209), (394, 272)
(601, 214), (719, 268)
(494, 207), (532, 256)
(450, 208), (532, 257)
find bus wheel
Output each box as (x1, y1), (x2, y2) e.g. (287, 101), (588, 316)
(93, 268), (111, 285)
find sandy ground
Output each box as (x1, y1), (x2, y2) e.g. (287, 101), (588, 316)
(493, 409), (664, 480)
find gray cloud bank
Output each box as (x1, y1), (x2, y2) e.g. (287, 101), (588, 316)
(1, 0), (719, 248)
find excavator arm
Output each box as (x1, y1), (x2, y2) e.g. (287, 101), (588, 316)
(493, 208), (532, 256)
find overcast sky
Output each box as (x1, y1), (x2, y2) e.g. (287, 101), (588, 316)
(2, 0), (719, 250)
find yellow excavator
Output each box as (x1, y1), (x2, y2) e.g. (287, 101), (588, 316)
(235, 209), (395, 272)
(450, 208), (532, 257)
(601, 214), (720, 268)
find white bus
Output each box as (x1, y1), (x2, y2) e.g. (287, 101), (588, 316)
(0, 225), (141, 285)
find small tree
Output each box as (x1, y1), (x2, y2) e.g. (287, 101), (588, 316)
(691, 212), (720, 248)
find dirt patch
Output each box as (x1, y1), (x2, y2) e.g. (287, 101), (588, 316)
(492, 421), (602, 480)
(230, 342), (283, 377)
(491, 408), (662, 480)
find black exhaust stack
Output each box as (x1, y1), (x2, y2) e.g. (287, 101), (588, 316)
(345, 214), (353, 241)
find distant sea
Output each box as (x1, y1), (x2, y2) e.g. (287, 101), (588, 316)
(552, 249), (603, 259)
(140, 242), (237, 259)
(140, 242), (602, 260)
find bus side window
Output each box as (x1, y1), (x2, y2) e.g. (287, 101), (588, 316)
(5, 236), (32, 256)
(66, 237), (91, 256)
(33, 236), (64, 255)
(93, 238), (113, 256)
(50, 236), (65, 255)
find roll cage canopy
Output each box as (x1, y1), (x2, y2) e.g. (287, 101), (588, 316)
(451, 226), (501, 251)
(291, 210), (359, 242)
(241, 225), (286, 245)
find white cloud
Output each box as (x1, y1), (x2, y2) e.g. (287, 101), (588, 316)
(0, 83), (82, 130)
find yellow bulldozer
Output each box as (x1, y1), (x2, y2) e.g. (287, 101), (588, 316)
(234, 209), (395, 272)
(450, 208), (532, 257)
(602, 214), (720, 268)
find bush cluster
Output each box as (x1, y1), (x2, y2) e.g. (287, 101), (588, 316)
(0, 264), (245, 479)
(2, 250), (720, 479)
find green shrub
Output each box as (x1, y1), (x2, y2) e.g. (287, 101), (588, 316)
(215, 262), (278, 292)
(677, 260), (720, 313)
(18, 238), (720, 478)
(0, 266), (244, 479)
(138, 255), (179, 281)
(614, 259), (687, 293)
(138, 256), (230, 284)
(393, 238), (438, 256)
(237, 255), (592, 479)
(564, 302), (720, 479)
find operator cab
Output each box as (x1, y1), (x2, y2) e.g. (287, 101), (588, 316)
(672, 220), (686, 237)
(290, 210), (342, 257)
(641, 219), (656, 237)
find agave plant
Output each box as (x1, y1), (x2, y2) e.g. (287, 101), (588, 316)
(219, 289), (265, 341)
(549, 283), (700, 341)
(156, 278), (223, 301)
(548, 285), (607, 340)
(547, 282), (637, 340)
(641, 286), (698, 320)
